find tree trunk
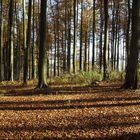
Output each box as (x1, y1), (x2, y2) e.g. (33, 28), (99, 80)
(111, 0), (115, 70)
(37, 0), (48, 88)
(0, 0), (3, 81)
(84, 31), (87, 72)
(92, 0), (96, 71)
(103, 0), (109, 80)
(79, 0), (83, 71)
(67, 2), (71, 73)
(32, 0), (35, 79)
(73, 0), (77, 73)
(122, 0), (140, 89)
(99, 0), (103, 72)
(126, 0), (131, 68)
(23, 0), (32, 84)
(8, 0), (14, 81)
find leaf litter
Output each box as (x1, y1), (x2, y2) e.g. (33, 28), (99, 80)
(0, 83), (139, 139)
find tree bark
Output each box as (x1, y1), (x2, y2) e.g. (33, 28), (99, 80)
(8, 0), (14, 81)
(73, 0), (77, 73)
(103, 0), (109, 80)
(122, 0), (140, 89)
(92, 0), (96, 71)
(23, 0), (32, 84)
(0, 0), (3, 81)
(79, 0), (83, 71)
(37, 0), (48, 88)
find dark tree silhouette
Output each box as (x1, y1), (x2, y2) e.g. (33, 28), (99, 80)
(122, 0), (140, 89)
(37, 0), (48, 88)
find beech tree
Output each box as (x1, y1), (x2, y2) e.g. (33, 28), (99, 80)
(0, 0), (3, 81)
(8, 0), (14, 81)
(23, 0), (32, 84)
(123, 0), (140, 89)
(0, 0), (139, 89)
(103, 0), (109, 80)
(37, 0), (48, 88)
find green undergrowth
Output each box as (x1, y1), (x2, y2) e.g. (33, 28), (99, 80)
(48, 70), (126, 85)
(0, 70), (127, 87)
(109, 70), (125, 82)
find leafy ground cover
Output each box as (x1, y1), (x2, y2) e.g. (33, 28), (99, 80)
(0, 82), (140, 139)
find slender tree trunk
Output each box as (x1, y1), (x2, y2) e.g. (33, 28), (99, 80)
(84, 31), (87, 72)
(92, 0), (96, 71)
(126, 0), (131, 68)
(114, 2), (119, 70)
(88, 32), (90, 71)
(24, 0), (32, 84)
(111, 0), (115, 70)
(99, 0), (103, 72)
(117, 23), (120, 70)
(23, 0), (32, 84)
(56, 1), (60, 76)
(8, 0), (14, 81)
(54, 23), (57, 77)
(73, 0), (77, 73)
(32, 0), (35, 79)
(79, 0), (83, 71)
(64, 0), (67, 73)
(67, 2), (71, 73)
(0, 0), (3, 81)
(103, 0), (109, 80)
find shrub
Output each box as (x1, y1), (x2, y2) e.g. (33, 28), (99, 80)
(90, 71), (103, 83)
(49, 71), (103, 85)
(109, 70), (125, 81)
(70, 71), (102, 85)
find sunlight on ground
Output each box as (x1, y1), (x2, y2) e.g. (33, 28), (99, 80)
(0, 83), (140, 139)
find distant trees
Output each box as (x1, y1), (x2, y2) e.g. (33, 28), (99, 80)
(0, 0), (139, 89)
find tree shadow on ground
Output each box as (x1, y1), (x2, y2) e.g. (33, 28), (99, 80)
(107, 133), (140, 140)
(42, 133), (140, 140)
(0, 113), (139, 138)
(0, 93), (140, 110)
(0, 84), (140, 139)
(1, 84), (125, 96)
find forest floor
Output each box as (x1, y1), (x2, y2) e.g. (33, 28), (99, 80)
(0, 82), (140, 139)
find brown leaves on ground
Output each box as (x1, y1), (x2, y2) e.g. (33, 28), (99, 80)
(0, 82), (140, 139)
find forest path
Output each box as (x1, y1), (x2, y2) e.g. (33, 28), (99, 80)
(0, 83), (140, 139)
